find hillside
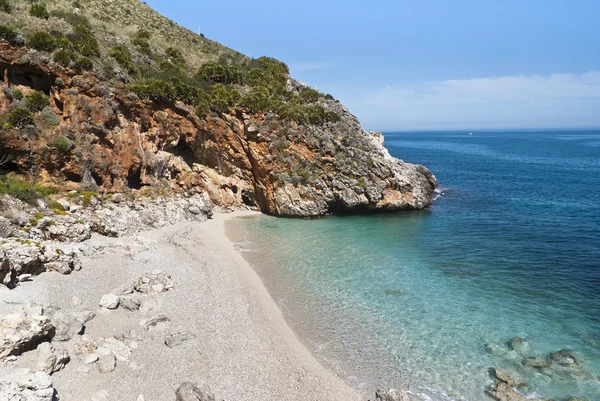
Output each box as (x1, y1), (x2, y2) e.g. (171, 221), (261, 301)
(0, 0), (437, 216)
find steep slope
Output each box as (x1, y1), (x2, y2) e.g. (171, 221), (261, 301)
(0, 0), (437, 216)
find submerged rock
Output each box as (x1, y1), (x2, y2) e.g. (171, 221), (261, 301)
(507, 337), (525, 351)
(485, 343), (507, 356)
(521, 356), (552, 369)
(548, 349), (579, 367)
(492, 368), (526, 388)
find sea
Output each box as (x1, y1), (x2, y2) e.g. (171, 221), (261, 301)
(227, 129), (600, 401)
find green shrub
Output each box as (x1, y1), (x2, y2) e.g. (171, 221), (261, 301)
(0, 113), (12, 129)
(299, 87), (320, 104)
(54, 37), (73, 50)
(68, 24), (99, 57)
(305, 105), (341, 124)
(207, 84), (240, 113)
(29, 217), (38, 226)
(53, 50), (93, 71)
(29, 4), (49, 19)
(53, 49), (77, 66)
(165, 47), (185, 66)
(51, 10), (91, 29)
(25, 91), (49, 112)
(132, 29), (152, 55)
(73, 0), (82, 9)
(47, 200), (65, 211)
(132, 77), (203, 105)
(132, 78), (177, 102)
(12, 88), (23, 100)
(324, 93), (335, 101)
(9, 107), (34, 128)
(27, 32), (57, 52)
(108, 45), (134, 73)
(0, 0), (10, 13)
(0, 175), (57, 205)
(53, 137), (70, 152)
(39, 106), (60, 126)
(195, 62), (243, 85)
(240, 86), (272, 113)
(0, 25), (17, 41)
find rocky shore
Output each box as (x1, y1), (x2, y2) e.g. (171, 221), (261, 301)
(1, 192), (381, 400)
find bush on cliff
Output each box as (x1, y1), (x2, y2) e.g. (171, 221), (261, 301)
(0, 175), (57, 205)
(132, 29), (152, 55)
(25, 91), (49, 112)
(206, 84), (240, 113)
(165, 47), (185, 66)
(240, 86), (272, 113)
(195, 62), (244, 85)
(68, 24), (100, 57)
(0, 0), (10, 14)
(9, 107), (35, 128)
(53, 137), (70, 152)
(53, 49), (93, 71)
(108, 45), (135, 73)
(299, 87), (321, 104)
(29, 3), (50, 19)
(27, 32), (57, 52)
(0, 25), (17, 42)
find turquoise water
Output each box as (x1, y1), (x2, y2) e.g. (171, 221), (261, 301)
(229, 130), (600, 401)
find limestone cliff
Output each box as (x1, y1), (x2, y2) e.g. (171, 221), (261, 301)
(0, 1), (437, 217)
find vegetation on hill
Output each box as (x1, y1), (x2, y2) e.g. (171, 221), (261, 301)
(0, 0), (340, 124)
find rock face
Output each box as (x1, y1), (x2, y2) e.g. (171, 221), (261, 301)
(0, 41), (436, 217)
(0, 314), (54, 359)
(0, 370), (56, 401)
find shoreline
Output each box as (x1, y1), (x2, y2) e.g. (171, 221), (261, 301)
(1, 211), (364, 400)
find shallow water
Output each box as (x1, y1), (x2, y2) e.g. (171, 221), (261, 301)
(228, 130), (600, 401)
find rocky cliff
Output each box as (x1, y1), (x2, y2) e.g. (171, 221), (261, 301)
(0, 1), (437, 217)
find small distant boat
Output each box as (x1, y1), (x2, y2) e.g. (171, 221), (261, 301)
(469, 132), (473, 135)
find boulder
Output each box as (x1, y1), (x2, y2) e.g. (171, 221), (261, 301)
(175, 382), (216, 401)
(36, 342), (70, 374)
(97, 354), (116, 374)
(50, 309), (85, 341)
(0, 369), (56, 401)
(0, 313), (54, 359)
(99, 294), (120, 309)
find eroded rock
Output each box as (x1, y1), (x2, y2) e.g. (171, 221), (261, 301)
(0, 313), (54, 359)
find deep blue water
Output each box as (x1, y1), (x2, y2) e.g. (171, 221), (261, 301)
(229, 130), (600, 401)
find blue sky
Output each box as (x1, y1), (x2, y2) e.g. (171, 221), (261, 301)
(145, 0), (600, 130)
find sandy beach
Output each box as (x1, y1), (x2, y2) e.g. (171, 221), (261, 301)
(1, 211), (363, 401)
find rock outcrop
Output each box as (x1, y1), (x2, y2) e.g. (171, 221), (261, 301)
(0, 40), (436, 217)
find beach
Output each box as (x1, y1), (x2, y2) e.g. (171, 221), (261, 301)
(1, 211), (363, 401)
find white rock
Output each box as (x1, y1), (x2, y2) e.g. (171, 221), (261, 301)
(137, 395), (145, 401)
(71, 296), (82, 306)
(95, 347), (111, 356)
(91, 390), (110, 401)
(102, 338), (131, 362)
(99, 294), (119, 309)
(97, 354), (116, 374)
(84, 354), (99, 364)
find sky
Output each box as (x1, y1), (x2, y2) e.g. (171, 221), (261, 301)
(144, 0), (600, 131)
